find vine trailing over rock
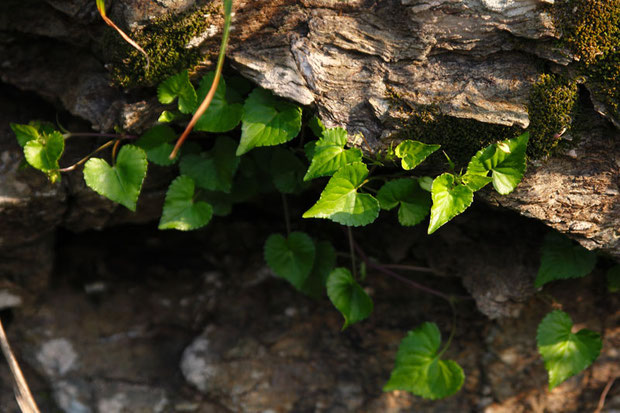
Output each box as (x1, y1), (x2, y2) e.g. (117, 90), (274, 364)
(7, 0), (617, 404)
(11, 66), (611, 398)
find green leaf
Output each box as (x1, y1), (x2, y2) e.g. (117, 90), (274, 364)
(270, 148), (308, 194)
(158, 110), (180, 123)
(303, 162), (380, 227)
(264, 232), (316, 289)
(466, 133), (529, 195)
(419, 176), (433, 192)
(395, 140), (441, 171)
(23, 131), (64, 183)
(308, 115), (326, 138)
(237, 88), (302, 155)
(461, 173), (493, 192)
(83, 145), (148, 211)
(537, 310), (602, 390)
(607, 265), (620, 293)
(159, 175), (213, 230)
(179, 136), (240, 193)
(428, 173), (473, 234)
(377, 178), (432, 227)
(535, 232), (597, 288)
(326, 267), (373, 329)
(299, 241), (336, 299)
(135, 125), (178, 166)
(384, 322), (465, 399)
(194, 72), (243, 133)
(11, 123), (40, 147)
(157, 70), (197, 114)
(304, 141), (317, 162)
(304, 127), (362, 181)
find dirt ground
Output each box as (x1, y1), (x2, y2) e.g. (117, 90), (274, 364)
(0, 202), (618, 413)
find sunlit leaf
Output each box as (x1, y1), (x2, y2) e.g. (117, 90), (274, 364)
(304, 127), (362, 181)
(428, 173), (473, 234)
(395, 140), (441, 171)
(83, 145), (147, 211)
(384, 322), (465, 399)
(237, 88), (302, 155)
(303, 162), (380, 227)
(159, 175), (213, 230)
(537, 311), (602, 389)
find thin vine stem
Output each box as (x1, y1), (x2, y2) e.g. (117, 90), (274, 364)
(351, 237), (469, 302)
(347, 227), (358, 280)
(380, 263), (437, 274)
(57, 140), (114, 172)
(594, 377), (616, 413)
(96, 0), (150, 69)
(437, 298), (457, 359)
(0, 319), (41, 413)
(111, 139), (121, 165)
(169, 0), (233, 159)
(63, 132), (138, 140)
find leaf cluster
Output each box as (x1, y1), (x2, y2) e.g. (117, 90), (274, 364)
(15, 63), (607, 403)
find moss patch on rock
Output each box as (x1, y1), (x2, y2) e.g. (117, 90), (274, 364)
(103, 5), (217, 88)
(554, 0), (620, 119)
(386, 90), (523, 168)
(526, 74), (579, 159)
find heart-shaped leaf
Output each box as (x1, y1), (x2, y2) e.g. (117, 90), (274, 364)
(179, 136), (240, 193)
(395, 140), (441, 171)
(466, 133), (529, 195)
(83, 145), (148, 211)
(299, 240), (336, 299)
(270, 147), (308, 194)
(159, 175), (213, 230)
(23, 130), (65, 183)
(135, 125), (178, 166)
(534, 232), (597, 288)
(428, 173), (473, 234)
(377, 178), (431, 226)
(326, 267), (373, 329)
(157, 70), (197, 114)
(303, 162), (380, 227)
(237, 88), (302, 155)
(537, 310), (602, 390)
(304, 127), (362, 181)
(308, 115), (326, 138)
(264, 232), (316, 289)
(384, 322), (465, 399)
(194, 72), (243, 133)
(11, 123), (40, 147)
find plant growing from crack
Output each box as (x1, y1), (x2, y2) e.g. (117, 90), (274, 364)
(10, 0), (612, 403)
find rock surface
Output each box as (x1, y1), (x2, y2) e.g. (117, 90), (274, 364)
(0, 0), (617, 261)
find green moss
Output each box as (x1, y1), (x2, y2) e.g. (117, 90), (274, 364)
(555, 0), (620, 66)
(590, 51), (620, 118)
(554, 0), (620, 119)
(386, 89), (523, 168)
(526, 74), (579, 159)
(103, 5), (217, 88)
